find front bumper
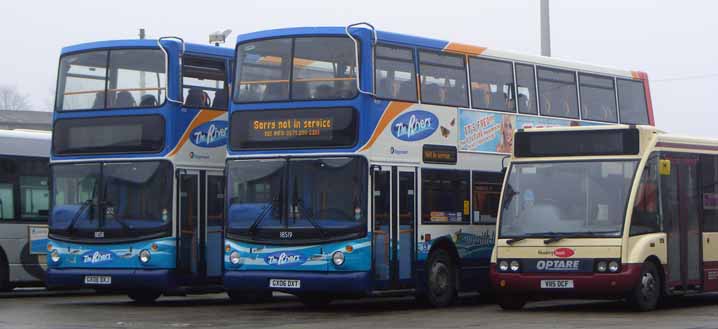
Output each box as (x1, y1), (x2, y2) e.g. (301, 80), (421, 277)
(46, 268), (176, 291)
(224, 270), (372, 295)
(490, 263), (642, 297)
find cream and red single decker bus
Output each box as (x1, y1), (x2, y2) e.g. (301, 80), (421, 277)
(491, 125), (718, 311)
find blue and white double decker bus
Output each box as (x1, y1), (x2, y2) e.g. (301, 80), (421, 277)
(47, 38), (233, 302)
(224, 24), (655, 307)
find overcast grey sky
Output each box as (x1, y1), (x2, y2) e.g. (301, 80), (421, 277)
(0, 0), (715, 136)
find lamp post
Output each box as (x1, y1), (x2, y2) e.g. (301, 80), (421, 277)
(540, 0), (551, 57)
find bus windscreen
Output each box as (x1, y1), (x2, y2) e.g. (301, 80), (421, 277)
(514, 128), (640, 157)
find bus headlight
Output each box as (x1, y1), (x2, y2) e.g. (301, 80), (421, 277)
(332, 251), (345, 266)
(229, 251), (241, 265)
(509, 260), (520, 272)
(596, 261), (608, 273)
(139, 249), (151, 264)
(498, 260), (509, 272)
(608, 261), (620, 273)
(50, 250), (60, 263)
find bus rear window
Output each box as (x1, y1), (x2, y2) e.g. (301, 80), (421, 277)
(617, 79), (649, 125)
(234, 37), (357, 103)
(53, 115), (164, 155)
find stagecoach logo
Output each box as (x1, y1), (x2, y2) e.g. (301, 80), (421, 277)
(553, 248), (575, 258)
(81, 251), (115, 264)
(190, 120), (228, 148)
(264, 252), (305, 266)
(389, 146), (408, 155)
(391, 110), (438, 142)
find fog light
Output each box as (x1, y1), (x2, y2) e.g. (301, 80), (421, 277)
(608, 261), (620, 273)
(230, 251), (241, 265)
(139, 249), (151, 264)
(596, 261), (608, 272)
(499, 260), (509, 272)
(510, 260), (520, 272)
(332, 251), (345, 266)
(50, 250), (60, 263)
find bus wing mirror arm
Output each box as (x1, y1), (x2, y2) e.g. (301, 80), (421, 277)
(345, 22), (377, 97)
(158, 36), (186, 105)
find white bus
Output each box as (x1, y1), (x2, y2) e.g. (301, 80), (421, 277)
(0, 129), (50, 291)
(493, 125), (718, 311)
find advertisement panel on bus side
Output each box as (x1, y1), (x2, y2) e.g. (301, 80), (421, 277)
(458, 110), (598, 154)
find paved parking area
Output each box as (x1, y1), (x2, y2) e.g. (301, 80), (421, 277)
(1, 291), (718, 329)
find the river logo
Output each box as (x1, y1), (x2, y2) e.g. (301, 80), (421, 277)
(391, 110), (438, 141)
(81, 251), (115, 264)
(265, 252), (305, 266)
(190, 120), (228, 148)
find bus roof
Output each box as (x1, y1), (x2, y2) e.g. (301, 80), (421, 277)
(235, 26), (645, 79)
(61, 39), (234, 58)
(0, 129), (50, 158)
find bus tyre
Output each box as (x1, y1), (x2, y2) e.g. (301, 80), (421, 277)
(299, 294), (332, 308)
(0, 253), (10, 292)
(128, 291), (161, 304)
(628, 262), (661, 311)
(497, 295), (526, 310)
(425, 249), (457, 308)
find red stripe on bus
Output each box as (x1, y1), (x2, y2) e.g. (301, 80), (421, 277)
(632, 71), (655, 126)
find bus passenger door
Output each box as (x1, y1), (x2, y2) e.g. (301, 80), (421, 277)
(372, 168), (392, 286)
(205, 173), (225, 279)
(662, 155), (702, 290)
(395, 167), (416, 288)
(372, 166), (416, 289)
(177, 170), (205, 280)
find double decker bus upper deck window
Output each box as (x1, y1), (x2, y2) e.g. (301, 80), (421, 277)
(56, 49), (166, 111)
(234, 37), (357, 103)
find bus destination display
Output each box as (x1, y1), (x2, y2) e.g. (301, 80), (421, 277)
(231, 108), (357, 149)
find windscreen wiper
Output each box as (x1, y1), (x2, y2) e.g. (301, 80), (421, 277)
(67, 200), (94, 233)
(101, 201), (133, 232)
(293, 199), (326, 238)
(506, 237), (527, 245)
(248, 196), (279, 235)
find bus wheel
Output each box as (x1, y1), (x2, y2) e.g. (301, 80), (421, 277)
(228, 290), (273, 303)
(425, 249), (457, 307)
(0, 254), (10, 292)
(298, 294), (332, 308)
(128, 291), (161, 304)
(497, 295), (526, 310)
(628, 262), (661, 311)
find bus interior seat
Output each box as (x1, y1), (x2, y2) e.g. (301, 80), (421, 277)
(397, 81), (415, 100)
(422, 84), (441, 103)
(212, 89), (228, 108)
(292, 83), (310, 99)
(185, 88), (205, 107)
(140, 95), (157, 107)
(92, 91), (105, 109)
(263, 83), (288, 101)
(315, 84), (334, 99)
(114, 91), (136, 108)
